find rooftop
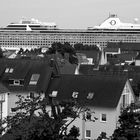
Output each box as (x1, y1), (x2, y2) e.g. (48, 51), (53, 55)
(47, 74), (127, 108)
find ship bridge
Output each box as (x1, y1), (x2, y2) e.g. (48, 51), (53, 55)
(94, 14), (140, 30)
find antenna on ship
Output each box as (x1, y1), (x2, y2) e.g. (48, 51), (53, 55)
(134, 18), (139, 24)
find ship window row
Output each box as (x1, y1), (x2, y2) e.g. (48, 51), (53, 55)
(1, 36), (139, 40)
(1, 37), (140, 42)
(1, 39), (140, 46)
(1, 34), (140, 38)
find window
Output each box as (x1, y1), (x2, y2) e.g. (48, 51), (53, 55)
(87, 92), (94, 100)
(72, 92), (79, 98)
(5, 68), (9, 73)
(49, 91), (58, 97)
(101, 114), (107, 122)
(5, 68), (14, 73)
(29, 74), (40, 85)
(122, 94), (129, 108)
(85, 130), (91, 139)
(9, 68), (14, 73)
(10, 108), (16, 114)
(86, 111), (91, 120)
(0, 94), (5, 102)
(14, 80), (20, 85)
(29, 92), (34, 98)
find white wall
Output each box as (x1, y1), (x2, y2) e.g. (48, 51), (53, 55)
(67, 107), (117, 140)
(2, 93), (8, 119)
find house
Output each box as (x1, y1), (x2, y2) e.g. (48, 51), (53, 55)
(46, 74), (135, 140)
(76, 50), (99, 65)
(46, 53), (78, 74)
(135, 53), (140, 66)
(107, 42), (140, 53)
(0, 58), (56, 119)
(106, 42), (139, 65)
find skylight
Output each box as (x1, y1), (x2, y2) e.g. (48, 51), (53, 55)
(5, 68), (14, 73)
(5, 68), (9, 73)
(49, 91), (58, 98)
(87, 92), (94, 100)
(72, 92), (79, 98)
(29, 74), (40, 85)
(9, 68), (14, 73)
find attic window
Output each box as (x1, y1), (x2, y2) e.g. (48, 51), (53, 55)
(87, 92), (94, 100)
(5, 68), (14, 73)
(49, 91), (58, 98)
(72, 92), (79, 98)
(29, 74), (40, 85)
(5, 68), (9, 73)
(9, 68), (14, 73)
(14, 80), (20, 85)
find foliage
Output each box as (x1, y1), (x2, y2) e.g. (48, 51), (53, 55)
(17, 48), (24, 54)
(46, 42), (78, 64)
(67, 125), (80, 139)
(112, 103), (140, 140)
(0, 47), (3, 58)
(0, 95), (96, 140)
(17, 48), (42, 57)
(97, 132), (108, 140)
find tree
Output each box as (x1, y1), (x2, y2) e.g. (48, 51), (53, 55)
(0, 47), (3, 58)
(112, 103), (140, 140)
(97, 132), (108, 140)
(46, 42), (78, 64)
(67, 125), (80, 140)
(0, 95), (96, 140)
(17, 48), (24, 55)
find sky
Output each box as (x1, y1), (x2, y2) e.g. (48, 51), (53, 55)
(0, 0), (140, 29)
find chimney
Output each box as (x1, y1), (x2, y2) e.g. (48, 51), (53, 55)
(50, 58), (54, 67)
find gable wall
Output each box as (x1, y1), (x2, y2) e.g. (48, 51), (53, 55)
(116, 80), (135, 126)
(67, 106), (117, 140)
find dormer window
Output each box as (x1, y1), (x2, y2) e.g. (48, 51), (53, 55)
(29, 74), (40, 85)
(72, 92), (79, 98)
(87, 92), (94, 100)
(9, 79), (24, 86)
(5, 68), (14, 73)
(49, 91), (58, 98)
(14, 80), (20, 85)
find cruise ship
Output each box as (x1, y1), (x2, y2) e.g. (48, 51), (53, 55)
(1, 14), (140, 50)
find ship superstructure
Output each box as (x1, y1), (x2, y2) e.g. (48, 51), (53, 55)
(94, 14), (140, 30)
(1, 15), (140, 50)
(4, 18), (57, 31)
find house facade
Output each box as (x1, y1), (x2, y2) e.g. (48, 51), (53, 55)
(46, 74), (135, 140)
(0, 58), (56, 119)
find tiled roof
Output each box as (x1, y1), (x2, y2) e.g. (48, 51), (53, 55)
(58, 61), (77, 74)
(76, 50), (99, 64)
(104, 47), (119, 52)
(79, 64), (96, 75)
(0, 82), (9, 93)
(117, 53), (137, 61)
(46, 74), (127, 108)
(0, 58), (54, 93)
(107, 42), (140, 51)
(46, 54), (77, 74)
